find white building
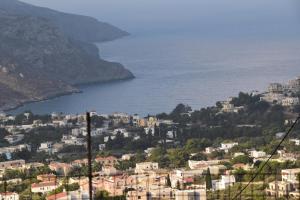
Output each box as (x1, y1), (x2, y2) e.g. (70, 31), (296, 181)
(281, 168), (300, 183)
(0, 144), (31, 155)
(260, 93), (284, 104)
(47, 191), (89, 200)
(0, 160), (26, 174)
(287, 76), (300, 92)
(282, 97), (300, 107)
(102, 166), (118, 176)
(38, 142), (53, 154)
(104, 136), (116, 143)
(122, 154), (135, 161)
(144, 147), (155, 157)
(31, 181), (59, 194)
(266, 181), (292, 198)
(205, 147), (216, 154)
(7, 116), (16, 121)
(132, 114), (140, 126)
(267, 83), (284, 93)
(113, 128), (129, 137)
(144, 127), (154, 135)
(167, 130), (175, 139)
(222, 103), (235, 113)
(52, 120), (67, 127)
(249, 150), (267, 158)
(61, 135), (85, 146)
(4, 134), (24, 144)
(0, 112), (6, 120)
(175, 189), (206, 200)
(99, 144), (106, 151)
(133, 136), (141, 141)
(276, 132), (285, 139)
(290, 139), (300, 146)
(220, 143), (238, 153)
(148, 186), (174, 199)
(135, 162), (159, 174)
(188, 160), (222, 170)
(71, 128), (82, 136)
(212, 175), (236, 190)
(91, 128), (105, 137)
(234, 152), (245, 157)
(0, 192), (19, 200)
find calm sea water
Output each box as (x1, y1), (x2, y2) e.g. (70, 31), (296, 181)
(10, 33), (300, 116)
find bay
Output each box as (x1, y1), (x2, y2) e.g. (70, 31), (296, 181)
(10, 33), (300, 116)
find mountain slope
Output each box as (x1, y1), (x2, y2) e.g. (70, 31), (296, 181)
(0, 0), (129, 42)
(0, 1), (134, 111)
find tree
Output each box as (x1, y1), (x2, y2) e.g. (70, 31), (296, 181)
(293, 105), (300, 113)
(176, 181), (181, 190)
(169, 104), (192, 124)
(185, 138), (212, 153)
(115, 160), (135, 171)
(233, 168), (247, 182)
(216, 101), (223, 109)
(205, 168), (212, 190)
(231, 155), (252, 165)
(166, 174), (171, 187)
(134, 152), (146, 163)
(0, 128), (9, 147)
(171, 104), (192, 116)
(156, 113), (168, 119)
(190, 153), (207, 161)
(167, 148), (189, 168)
(94, 190), (109, 200)
(148, 148), (170, 168)
(65, 183), (79, 192)
(231, 92), (260, 107)
(91, 115), (105, 126)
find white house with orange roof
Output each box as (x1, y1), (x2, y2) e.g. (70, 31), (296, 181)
(47, 190), (90, 200)
(0, 160), (25, 174)
(31, 181), (59, 194)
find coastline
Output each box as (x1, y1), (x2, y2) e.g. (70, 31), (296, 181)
(2, 30), (135, 114)
(4, 76), (135, 114)
(3, 90), (81, 113)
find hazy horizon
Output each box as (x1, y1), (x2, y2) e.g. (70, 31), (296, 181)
(20, 0), (300, 39)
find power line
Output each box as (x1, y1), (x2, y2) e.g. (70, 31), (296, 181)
(231, 114), (300, 200)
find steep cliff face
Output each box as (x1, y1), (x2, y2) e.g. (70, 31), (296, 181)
(0, 1), (134, 111)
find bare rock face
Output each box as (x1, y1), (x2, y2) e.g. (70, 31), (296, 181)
(0, 0), (134, 111)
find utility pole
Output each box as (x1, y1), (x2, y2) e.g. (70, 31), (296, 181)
(86, 112), (93, 200)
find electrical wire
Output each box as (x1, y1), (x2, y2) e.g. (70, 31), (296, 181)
(231, 114), (300, 200)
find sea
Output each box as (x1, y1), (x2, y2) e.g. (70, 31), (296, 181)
(11, 0), (300, 116)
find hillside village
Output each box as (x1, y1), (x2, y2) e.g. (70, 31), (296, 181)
(0, 76), (299, 199)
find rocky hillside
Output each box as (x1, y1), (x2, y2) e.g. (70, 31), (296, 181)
(0, 1), (134, 111)
(0, 0), (129, 42)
